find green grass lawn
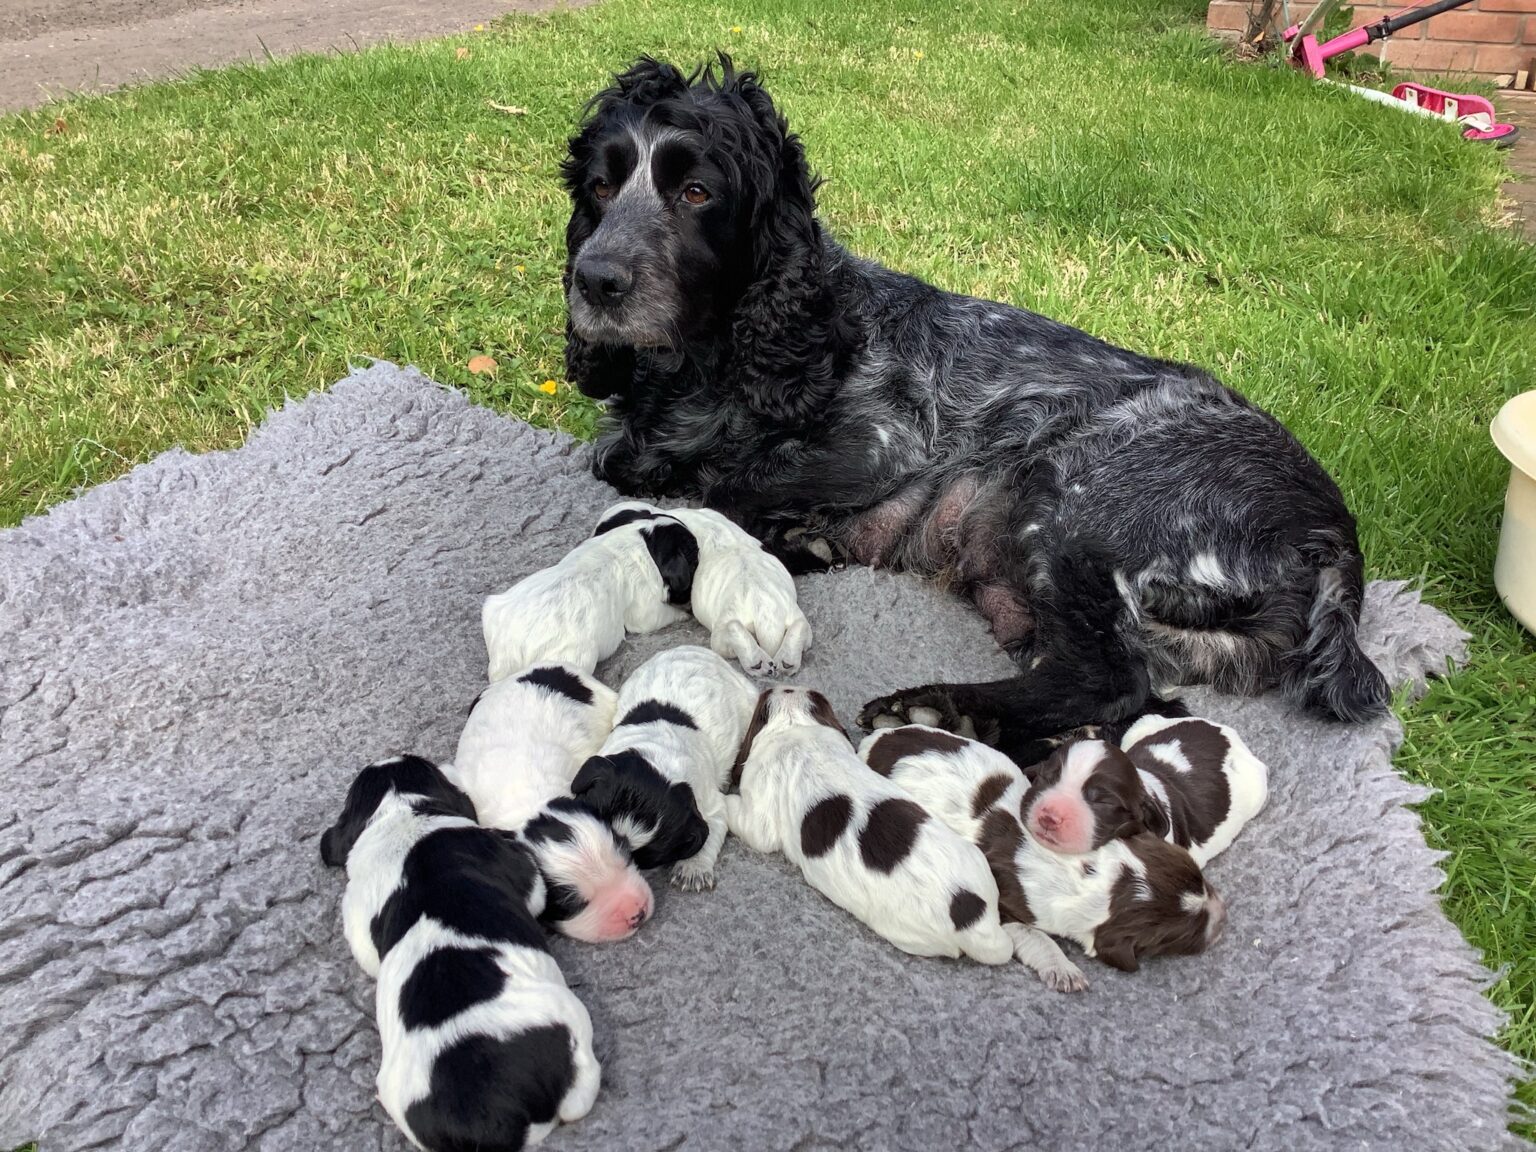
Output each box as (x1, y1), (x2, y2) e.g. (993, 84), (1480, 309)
(2, 0), (1534, 1132)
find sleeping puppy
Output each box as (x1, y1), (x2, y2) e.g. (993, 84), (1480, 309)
(860, 725), (1226, 986)
(1024, 724), (1267, 867)
(319, 755), (601, 1151)
(727, 687), (1017, 966)
(572, 646), (759, 892)
(482, 514), (699, 682)
(449, 664), (654, 943)
(595, 501), (811, 675)
(1118, 713), (1269, 866)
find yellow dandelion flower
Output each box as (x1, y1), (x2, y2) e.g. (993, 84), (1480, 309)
(473, 23), (485, 31)
(731, 25), (743, 33)
(515, 264), (526, 273)
(538, 380), (559, 395)
(913, 49), (925, 60)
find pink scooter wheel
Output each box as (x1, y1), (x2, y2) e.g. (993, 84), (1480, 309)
(1463, 123), (1520, 149)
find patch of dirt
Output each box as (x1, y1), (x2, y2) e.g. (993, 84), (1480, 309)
(1495, 93), (1536, 241)
(0, 0), (577, 112)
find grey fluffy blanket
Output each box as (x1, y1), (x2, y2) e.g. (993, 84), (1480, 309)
(0, 362), (1519, 1151)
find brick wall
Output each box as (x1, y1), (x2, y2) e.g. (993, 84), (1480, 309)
(1208, 0), (1536, 77)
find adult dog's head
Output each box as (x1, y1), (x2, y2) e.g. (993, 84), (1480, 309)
(562, 55), (849, 418)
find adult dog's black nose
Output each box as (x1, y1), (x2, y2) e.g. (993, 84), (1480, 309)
(574, 256), (633, 307)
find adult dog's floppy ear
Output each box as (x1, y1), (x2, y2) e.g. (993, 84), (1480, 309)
(643, 519), (700, 605)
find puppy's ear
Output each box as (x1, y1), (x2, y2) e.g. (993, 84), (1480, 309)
(643, 520), (700, 606)
(1137, 795), (1172, 841)
(571, 756), (618, 812)
(319, 827), (343, 867)
(731, 691), (774, 788)
(805, 691), (848, 740)
(1093, 934), (1141, 974)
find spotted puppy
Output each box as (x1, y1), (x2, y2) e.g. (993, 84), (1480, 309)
(482, 514), (699, 682)
(449, 664), (654, 943)
(728, 687), (1016, 965)
(596, 501), (811, 675)
(1025, 721), (1266, 867)
(860, 725), (1226, 985)
(319, 755), (601, 1151)
(573, 646), (759, 892)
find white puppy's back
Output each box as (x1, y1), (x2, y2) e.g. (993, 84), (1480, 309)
(450, 665), (618, 830)
(611, 646), (759, 776)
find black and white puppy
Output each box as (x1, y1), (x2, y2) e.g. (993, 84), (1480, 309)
(595, 501), (812, 675)
(1023, 724), (1267, 868)
(860, 725), (1227, 985)
(319, 755), (602, 1152)
(482, 515), (699, 681)
(449, 665), (655, 943)
(572, 646), (759, 891)
(728, 688), (1018, 965)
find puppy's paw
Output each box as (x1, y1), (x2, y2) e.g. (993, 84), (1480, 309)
(1039, 962), (1089, 994)
(857, 687), (964, 733)
(671, 859), (717, 892)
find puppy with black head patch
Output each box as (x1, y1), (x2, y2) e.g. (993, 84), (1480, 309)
(573, 646), (758, 892)
(727, 687), (1017, 965)
(1025, 724), (1266, 867)
(595, 501), (812, 675)
(859, 726), (1227, 984)
(319, 755), (601, 1152)
(482, 514), (699, 682)
(449, 664), (655, 944)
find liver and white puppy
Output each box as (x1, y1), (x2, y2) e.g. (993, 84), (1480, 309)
(449, 665), (654, 943)
(319, 755), (601, 1151)
(1119, 713), (1269, 866)
(482, 515), (699, 682)
(860, 725), (1226, 986)
(1024, 724), (1266, 867)
(572, 646), (759, 892)
(595, 501), (811, 675)
(728, 687), (1016, 965)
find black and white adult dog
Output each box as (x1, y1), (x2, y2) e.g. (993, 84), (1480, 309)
(319, 755), (602, 1151)
(573, 645), (759, 890)
(560, 55), (1388, 754)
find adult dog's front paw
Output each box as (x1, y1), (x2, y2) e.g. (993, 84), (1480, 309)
(671, 859), (717, 892)
(857, 687), (966, 733)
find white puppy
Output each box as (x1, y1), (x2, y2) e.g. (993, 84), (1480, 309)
(860, 726), (1227, 987)
(572, 646), (759, 892)
(727, 687), (1016, 965)
(320, 755), (601, 1151)
(448, 664), (654, 944)
(482, 515), (698, 682)
(595, 501), (811, 675)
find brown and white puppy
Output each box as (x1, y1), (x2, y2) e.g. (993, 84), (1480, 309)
(1118, 713), (1269, 866)
(1023, 720), (1267, 867)
(729, 690), (1019, 965)
(860, 725), (1226, 984)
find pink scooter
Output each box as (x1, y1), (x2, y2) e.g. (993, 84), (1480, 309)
(1283, 0), (1520, 146)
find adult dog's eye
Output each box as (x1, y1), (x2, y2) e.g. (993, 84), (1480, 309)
(593, 179), (614, 201)
(682, 183), (711, 205)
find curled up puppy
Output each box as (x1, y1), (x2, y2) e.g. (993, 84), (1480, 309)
(859, 726), (1226, 988)
(596, 501), (811, 675)
(727, 687), (1018, 965)
(319, 755), (601, 1152)
(482, 513), (699, 682)
(1024, 720), (1267, 867)
(449, 664), (654, 943)
(572, 646), (759, 891)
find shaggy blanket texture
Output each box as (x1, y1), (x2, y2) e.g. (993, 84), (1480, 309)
(0, 362), (1518, 1151)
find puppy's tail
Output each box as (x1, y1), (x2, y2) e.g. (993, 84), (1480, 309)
(1280, 560), (1389, 723)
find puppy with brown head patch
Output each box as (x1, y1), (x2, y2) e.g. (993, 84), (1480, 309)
(859, 724), (1227, 984)
(727, 688), (1017, 965)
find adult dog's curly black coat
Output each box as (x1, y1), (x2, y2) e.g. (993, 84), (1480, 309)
(562, 56), (1389, 753)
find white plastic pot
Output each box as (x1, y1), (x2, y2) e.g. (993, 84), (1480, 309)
(1492, 391), (1536, 634)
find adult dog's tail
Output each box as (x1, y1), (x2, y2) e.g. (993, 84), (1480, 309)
(1280, 560), (1389, 723)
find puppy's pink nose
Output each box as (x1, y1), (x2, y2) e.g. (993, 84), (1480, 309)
(1036, 808), (1061, 831)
